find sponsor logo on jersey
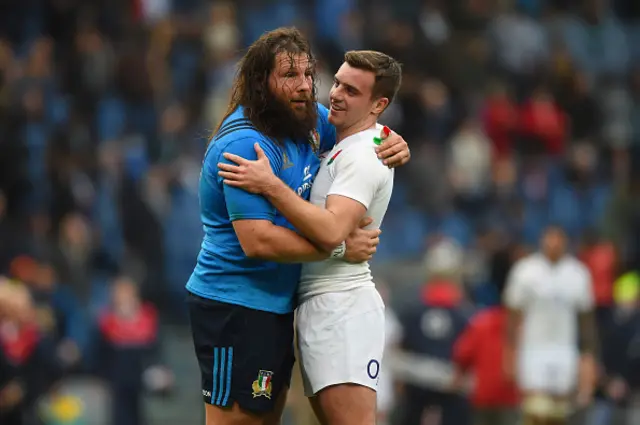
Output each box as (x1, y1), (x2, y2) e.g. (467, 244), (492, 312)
(296, 165), (314, 196)
(282, 151), (294, 169)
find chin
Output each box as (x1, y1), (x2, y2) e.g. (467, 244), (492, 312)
(291, 107), (309, 119)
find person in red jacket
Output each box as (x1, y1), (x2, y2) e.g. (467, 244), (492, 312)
(450, 279), (520, 425)
(518, 85), (567, 157)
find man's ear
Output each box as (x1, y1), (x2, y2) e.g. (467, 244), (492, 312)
(372, 97), (389, 115)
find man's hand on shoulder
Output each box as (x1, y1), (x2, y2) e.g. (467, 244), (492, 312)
(344, 217), (381, 263)
(219, 143), (281, 194)
(375, 126), (411, 168)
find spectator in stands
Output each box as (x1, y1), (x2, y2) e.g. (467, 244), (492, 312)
(0, 280), (27, 425)
(579, 230), (617, 327)
(95, 276), (172, 425)
(0, 278), (63, 425)
(518, 84), (568, 157)
(26, 258), (87, 371)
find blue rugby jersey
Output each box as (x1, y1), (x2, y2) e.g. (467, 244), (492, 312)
(186, 105), (336, 313)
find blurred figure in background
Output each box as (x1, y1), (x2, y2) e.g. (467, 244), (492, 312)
(377, 280), (402, 425)
(0, 278), (63, 425)
(504, 225), (597, 425)
(590, 270), (640, 425)
(95, 276), (172, 425)
(393, 239), (472, 425)
(0, 279), (30, 424)
(451, 275), (520, 425)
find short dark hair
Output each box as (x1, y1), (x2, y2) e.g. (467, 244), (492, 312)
(343, 50), (402, 104)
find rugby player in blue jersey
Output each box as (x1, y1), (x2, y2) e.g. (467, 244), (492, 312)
(186, 27), (410, 425)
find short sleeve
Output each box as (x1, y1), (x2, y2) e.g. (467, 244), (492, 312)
(503, 261), (529, 310)
(204, 136), (283, 222)
(316, 104), (337, 152)
(575, 264), (595, 312)
(327, 147), (390, 210)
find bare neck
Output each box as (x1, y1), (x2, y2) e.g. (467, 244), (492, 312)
(336, 116), (378, 143)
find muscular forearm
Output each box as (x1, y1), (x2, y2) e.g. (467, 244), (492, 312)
(263, 179), (347, 250)
(252, 224), (330, 263)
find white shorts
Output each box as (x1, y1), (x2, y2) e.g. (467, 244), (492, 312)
(517, 347), (578, 395)
(296, 286), (385, 397)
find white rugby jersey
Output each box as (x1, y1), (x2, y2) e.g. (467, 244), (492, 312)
(504, 252), (594, 353)
(299, 124), (394, 301)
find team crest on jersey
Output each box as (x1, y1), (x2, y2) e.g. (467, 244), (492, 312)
(252, 370), (273, 399)
(309, 129), (320, 153)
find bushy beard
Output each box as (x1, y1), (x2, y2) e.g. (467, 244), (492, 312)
(261, 90), (317, 143)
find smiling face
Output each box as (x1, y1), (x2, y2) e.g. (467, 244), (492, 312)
(328, 62), (389, 132)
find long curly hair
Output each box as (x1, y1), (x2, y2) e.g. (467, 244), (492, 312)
(213, 27), (318, 143)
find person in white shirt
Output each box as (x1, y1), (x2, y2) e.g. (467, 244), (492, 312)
(217, 50), (402, 425)
(503, 225), (597, 425)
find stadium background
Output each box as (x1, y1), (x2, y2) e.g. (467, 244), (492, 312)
(0, 0), (639, 424)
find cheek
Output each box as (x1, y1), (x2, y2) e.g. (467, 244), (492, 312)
(280, 79), (296, 99)
(269, 77), (288, 100)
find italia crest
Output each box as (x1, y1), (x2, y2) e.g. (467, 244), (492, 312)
(252, 370), (273, 399)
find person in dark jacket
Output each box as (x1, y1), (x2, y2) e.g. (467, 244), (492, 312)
(395, 239), (473, 425)
(0, 280), (63, 425)
(591, 271), (640, 425)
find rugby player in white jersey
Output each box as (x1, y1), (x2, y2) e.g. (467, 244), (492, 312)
(503, 225), (597, 425)
(218, 50), (402, 425)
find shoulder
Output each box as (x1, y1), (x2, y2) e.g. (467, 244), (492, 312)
(516, 253), (542, 269)
(315, 103), (336, 152)
(208, 128), (282, 162)
(509, 255), (539, 279)
(470, 307), (500, 330)
(339, 130), (392, 174)
(563, 256), (590, 278)
(316, 103), (330, 122)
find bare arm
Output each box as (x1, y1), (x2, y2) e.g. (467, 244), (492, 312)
(261, 179), (366, 251)
(505, 309), (522, 351)
(502, 308), (522, 382)
(578, 310), (598, 356)
(577, 309), (598, 405)
(233, 219), (330, 263)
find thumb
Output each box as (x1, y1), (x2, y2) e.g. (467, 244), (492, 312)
(254, 143), (267, 159)
(359, 217), (374, 228)
(380, 125), (391, 140)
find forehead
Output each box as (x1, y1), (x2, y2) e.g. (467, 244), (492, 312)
(272, 51), (310, 73)
(544, 228), (566, 240)
(335, 63), (375, 93)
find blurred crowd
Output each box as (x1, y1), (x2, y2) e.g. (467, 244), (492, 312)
(0, 0), (640, 424)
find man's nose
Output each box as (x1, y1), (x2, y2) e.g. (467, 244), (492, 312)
(298, 75), (312, 92)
